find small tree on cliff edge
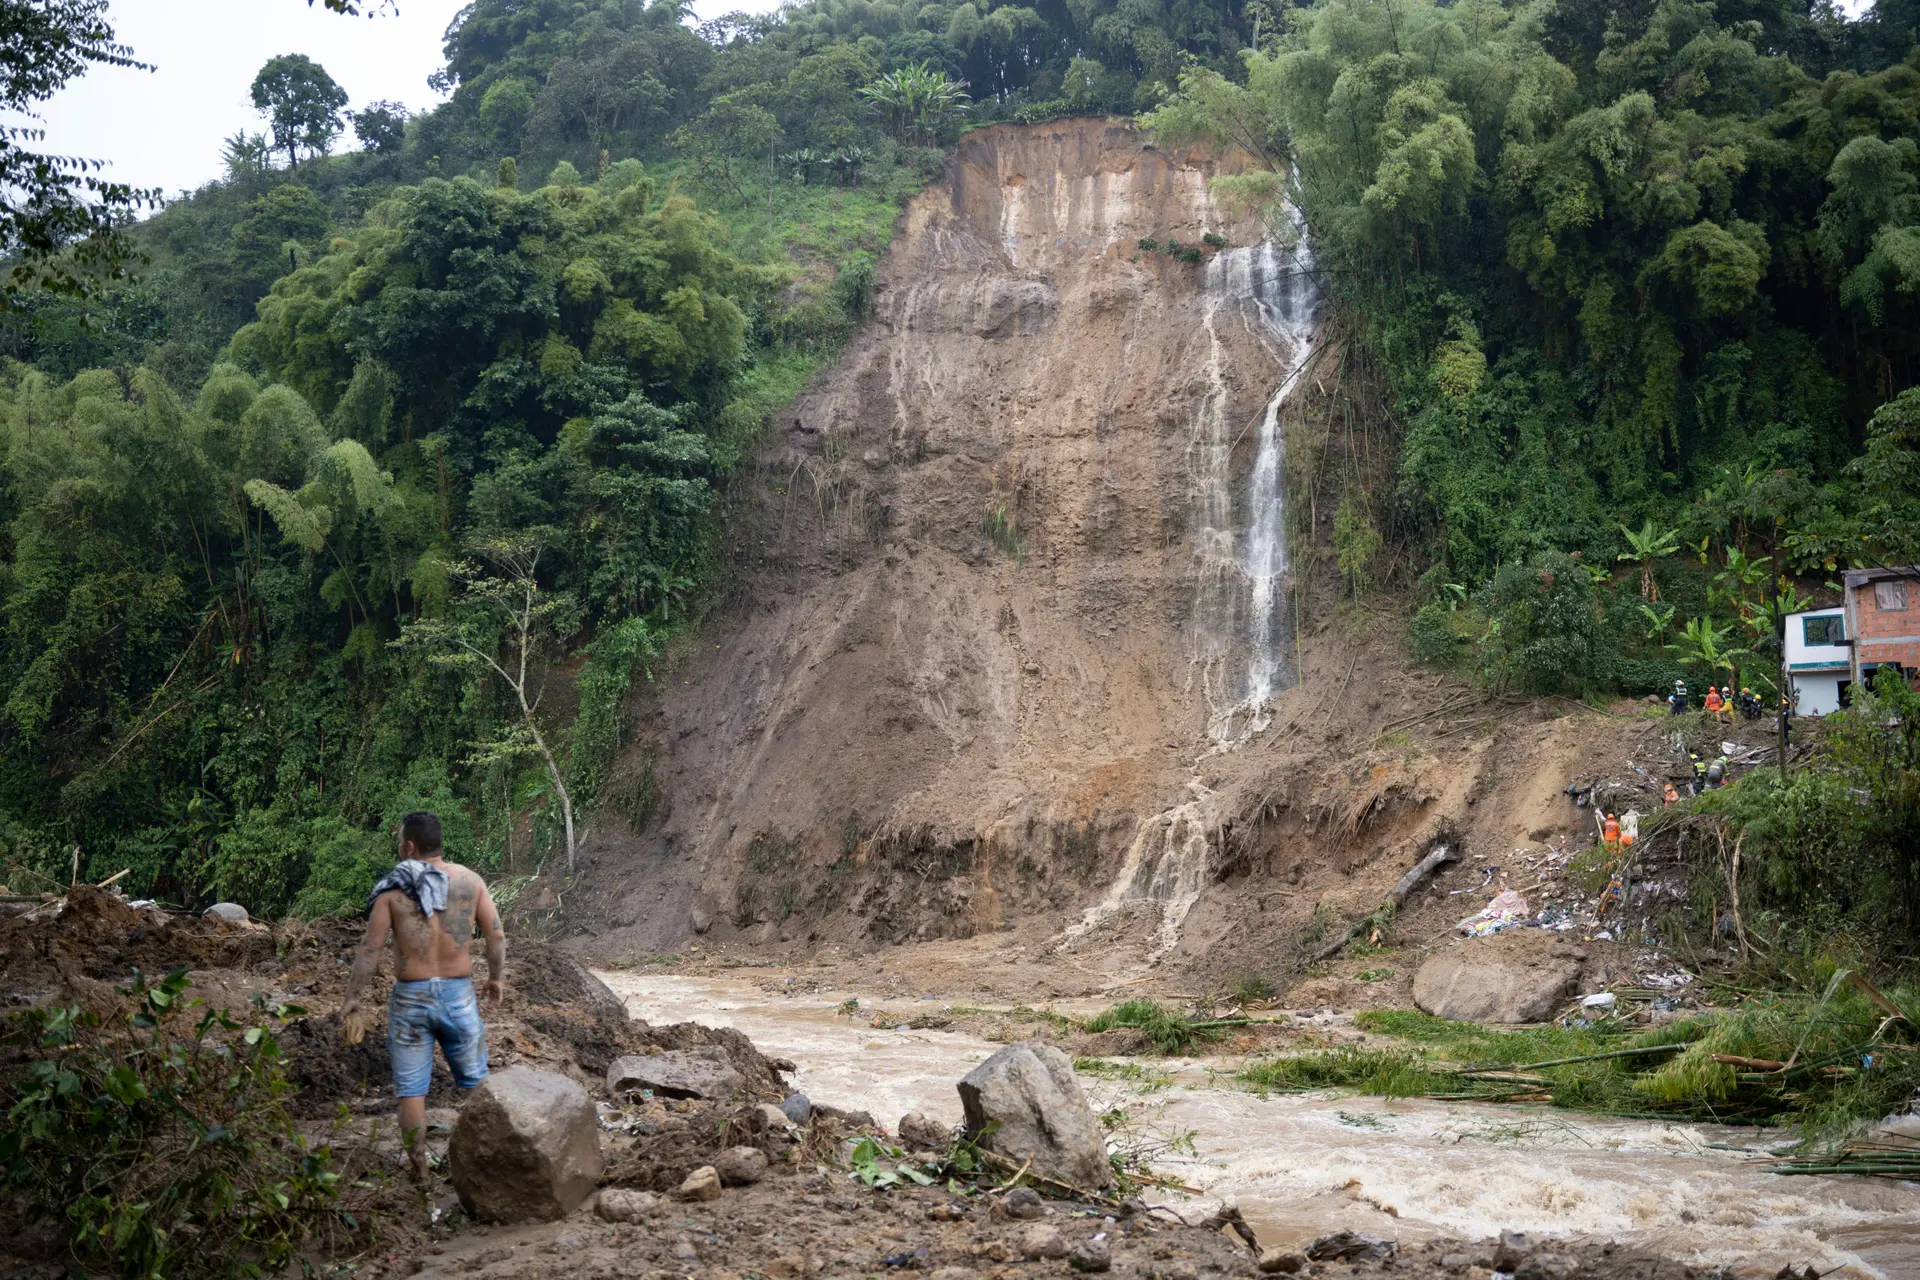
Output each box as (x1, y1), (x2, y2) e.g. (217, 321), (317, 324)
(397, 536), (581, 872)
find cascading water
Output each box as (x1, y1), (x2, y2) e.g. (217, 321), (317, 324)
(1068, 215), (1321, 959)
(1190, 224), (1322, 744)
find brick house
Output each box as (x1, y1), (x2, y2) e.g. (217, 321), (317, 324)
(1842, 566), (1920, 690)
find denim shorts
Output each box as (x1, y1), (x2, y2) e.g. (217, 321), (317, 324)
(387, 976), (489, 1097)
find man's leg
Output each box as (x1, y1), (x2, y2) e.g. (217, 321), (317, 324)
(387, 981), (434, 1181)
(399, 1094), (430, 1180)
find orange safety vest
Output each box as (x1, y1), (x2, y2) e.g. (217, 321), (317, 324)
(1603, 814), (1621, 846)
(1704, 689), (1722, 712)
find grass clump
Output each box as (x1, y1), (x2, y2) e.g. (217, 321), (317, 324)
(1074, 1057), (1174, 1090)
(1083, 1000), (1218, 1055)
(1246, 970), (1920, 1138)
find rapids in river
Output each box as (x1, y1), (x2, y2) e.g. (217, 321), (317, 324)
(598, 971), (1920, 1279)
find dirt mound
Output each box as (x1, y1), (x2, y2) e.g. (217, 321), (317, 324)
(0, 885), (276, 1012)
(0, 890), (786, 1120)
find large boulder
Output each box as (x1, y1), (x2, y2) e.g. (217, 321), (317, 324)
(957, 1041), (1111, 1190)
(1412, 936), (1581, 1024)
(606, 1046), (744, 1100)
(449, 1067), (603, 1222)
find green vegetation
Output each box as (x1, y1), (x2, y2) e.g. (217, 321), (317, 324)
(1240, 978), (1920, 1136)
(0, 971), (371, 1277)
(1073, 1056), (1175, 1089)
(1146, 0), (1920, 700)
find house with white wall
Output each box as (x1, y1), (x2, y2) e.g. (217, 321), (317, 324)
(1784, 608), (1850, 715)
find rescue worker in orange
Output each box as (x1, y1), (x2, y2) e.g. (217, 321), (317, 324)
(1602, 813), (1621, 849)
(1703, 686), (1723, 718)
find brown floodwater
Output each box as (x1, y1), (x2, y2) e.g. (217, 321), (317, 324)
(596, 972), (1920, 1279)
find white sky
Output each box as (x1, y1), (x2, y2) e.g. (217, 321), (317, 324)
(34, 0), (778, 203)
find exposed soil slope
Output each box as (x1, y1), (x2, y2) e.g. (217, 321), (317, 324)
(577, 119), (1320, 955)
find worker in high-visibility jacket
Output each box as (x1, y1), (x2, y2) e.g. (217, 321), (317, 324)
(1602, 812), (1621, 848)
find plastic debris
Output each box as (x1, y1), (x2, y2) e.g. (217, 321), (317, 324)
(1458, 888), (1531, 937)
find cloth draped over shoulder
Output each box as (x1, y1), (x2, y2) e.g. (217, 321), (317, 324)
(366, 859), (450, 919)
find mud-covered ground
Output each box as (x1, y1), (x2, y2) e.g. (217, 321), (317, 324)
(0, 886), (1725, 1280)
(370, 1174), (1703, 1280)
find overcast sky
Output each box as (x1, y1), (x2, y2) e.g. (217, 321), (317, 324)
(33, 0), (778, 203)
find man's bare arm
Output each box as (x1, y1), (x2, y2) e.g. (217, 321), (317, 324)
(341, 894), (391, 1014)
(478, 881), (506, 1003)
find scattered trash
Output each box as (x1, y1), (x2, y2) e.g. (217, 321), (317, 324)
(1458, 889), (1530, 937)
(1581, 993), (1617, 1011)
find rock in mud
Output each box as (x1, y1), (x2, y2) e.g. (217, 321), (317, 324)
(607, 1046), (744, 1100)
(899, 1110), (949, 1150)
(203, 902), (249, 923)
(1068, 1237), (1112, 1273)
(678, 1165), (723, 1201)
(1306, 1231), (1396, 1262)
(449, 1067), (603, 1222)
(780, 1092), (813, 1125)
(1257, 1249), (1306, 1274)
(1492, 1230), (1532, 1270)
(1515, 1255), (1577, 1280)
(596, 1188), (660, 1222)
(958, 1041), (1112, 1189)
(1412, 938), (1580, 1024)
(1018, 1224), (1069, 1259)
(1004, 1187), (1046, 1220)
(753, 1102), (795, 1132)
(715, 1145), (769, 1185)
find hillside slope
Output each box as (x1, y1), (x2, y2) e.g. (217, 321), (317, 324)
(573, 119), (1342, 950)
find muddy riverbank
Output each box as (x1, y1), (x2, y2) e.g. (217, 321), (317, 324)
(598, 970), (1920, 1279)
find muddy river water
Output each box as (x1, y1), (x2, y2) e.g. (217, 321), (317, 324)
(596, 973), (1920, 1279)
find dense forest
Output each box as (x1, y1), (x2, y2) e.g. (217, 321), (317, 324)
(0, 0), (1263, 913)
(1150, 0), (1920, 695)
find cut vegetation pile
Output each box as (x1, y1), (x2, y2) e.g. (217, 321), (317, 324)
(1237, 972), (1920, 1144)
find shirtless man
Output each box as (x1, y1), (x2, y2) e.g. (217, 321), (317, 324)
(340, 810), (506, 1178)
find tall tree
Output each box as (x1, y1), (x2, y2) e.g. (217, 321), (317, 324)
(250, 54), (348, 170)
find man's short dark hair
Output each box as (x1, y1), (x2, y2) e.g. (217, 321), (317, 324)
(401, 811), (443, 854)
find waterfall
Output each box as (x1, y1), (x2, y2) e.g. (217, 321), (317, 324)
(1188, 225), (1322, 744)
(1060, 218), (1321, 962)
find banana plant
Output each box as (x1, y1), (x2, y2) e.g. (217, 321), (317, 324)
(1664, 615), (1749, 678)
(1617, 519), (1680, 599)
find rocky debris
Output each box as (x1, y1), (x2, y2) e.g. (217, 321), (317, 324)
(1018, 1224), (1069, 1259)
(1493, 1232), (1534, 1270)
(1069, 1237), (1113, 1273)
(607, 1046), (744, 1100)
(899, 1110), (950, 1150)
(678, 1165), (724, 1201)
(753, 1102), (795, 1132)
(449, 1067), (603, 1222)
(1516, 1255), (1579, 1280)
(780, 1092), (813, 1125)
(957, 1041), (1112, 1189)
(1307, 1231), (1397, 1263)
(1413, 934), (1581, 1023)
(1258, 1249), (1307, 1274)
(594, 1188), (659, 1222)
(814, 1101), (877, 1129)
(1004, 1187), (1046, 1220)
(715, 1145), (770, 1186)
(203, 902), (249, 923)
